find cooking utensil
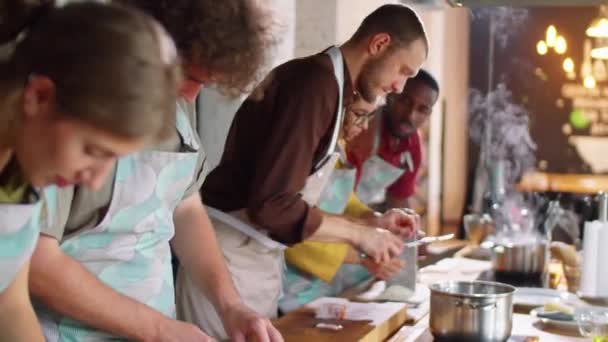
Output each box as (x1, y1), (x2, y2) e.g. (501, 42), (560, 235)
(482, 238), (548, 274)
(405, 233), (455, 248)
(359, 233), (453, 261)
(430, 280), (515, 342)
(535, 310), (574, 322)
(530, 307), (579, 331)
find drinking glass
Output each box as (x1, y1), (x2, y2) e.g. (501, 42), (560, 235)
(577, 308), (608, 341)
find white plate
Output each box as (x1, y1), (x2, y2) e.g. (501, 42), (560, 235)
(530, 307), (579, 330)
(513, 287), (587, 308)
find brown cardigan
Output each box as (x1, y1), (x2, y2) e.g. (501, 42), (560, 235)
(201, 49), (354, 244)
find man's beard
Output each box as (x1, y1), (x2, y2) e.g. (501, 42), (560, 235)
(385, 112), (413, 139)
(356, 54), (387, 103)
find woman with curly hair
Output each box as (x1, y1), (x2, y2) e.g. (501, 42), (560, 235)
(29, 1), (282, 341)
(118, 0), (278, 97)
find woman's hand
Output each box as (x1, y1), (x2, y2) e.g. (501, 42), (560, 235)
(362, 257), (404, 280)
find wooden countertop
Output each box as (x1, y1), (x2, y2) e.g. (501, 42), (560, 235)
(274, 249), (594, 341)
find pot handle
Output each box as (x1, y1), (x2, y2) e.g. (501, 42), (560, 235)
(454, 299), (497, 310)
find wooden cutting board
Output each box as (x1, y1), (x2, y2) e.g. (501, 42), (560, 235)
(273, 306), (407, 342)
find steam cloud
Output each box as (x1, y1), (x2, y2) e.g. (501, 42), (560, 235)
(472, 7), (529, 49)
(469, 83), (538, 189)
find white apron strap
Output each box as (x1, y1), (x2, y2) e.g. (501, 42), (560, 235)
(372, 114), (383, 156)
(312, 46), (346, 172)
(300, 152), (340, 206)
(206, 206), (287, 251)
(300, 46), (349, 205)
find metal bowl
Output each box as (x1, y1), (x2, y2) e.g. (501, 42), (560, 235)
(489, 240), (548, 274)
(430, 281), (516, 342)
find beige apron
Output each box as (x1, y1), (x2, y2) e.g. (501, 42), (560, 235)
(175, 46), (346, 339)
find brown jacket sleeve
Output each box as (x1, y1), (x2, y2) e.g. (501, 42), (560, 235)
(245, 65), (339, 244)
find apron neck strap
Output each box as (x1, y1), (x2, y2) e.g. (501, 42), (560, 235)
(372, 112), (383, 156)
(176, 99), (200, 150)
(314, 46), (345, 171)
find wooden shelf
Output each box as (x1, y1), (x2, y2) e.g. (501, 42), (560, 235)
(517, 172), (608, 194)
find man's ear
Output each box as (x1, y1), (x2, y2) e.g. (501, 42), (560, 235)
(367, 33), (392, 57)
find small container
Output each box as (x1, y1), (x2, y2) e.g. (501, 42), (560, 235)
(315, 303), (346, 320)
(386, 235), (417, 295)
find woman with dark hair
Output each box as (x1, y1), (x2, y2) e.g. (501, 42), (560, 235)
(0, 1), (180, 340)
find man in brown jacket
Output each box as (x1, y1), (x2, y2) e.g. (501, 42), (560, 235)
(177, 4), (429, 339)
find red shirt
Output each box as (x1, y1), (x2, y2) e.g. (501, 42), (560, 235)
(347, 118), (422, 200)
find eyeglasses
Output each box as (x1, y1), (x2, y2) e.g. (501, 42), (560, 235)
(348, 108), (377, 126)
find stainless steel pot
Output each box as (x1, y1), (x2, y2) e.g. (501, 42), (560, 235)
(430, 281), (515, 342)
(487, 240), (548, 274)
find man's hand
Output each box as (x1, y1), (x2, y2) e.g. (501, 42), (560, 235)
(172, 194), (281, 342)
(373, 208), (420, 239)
(361, 257), (404, 280)
(221, 303), (283, 342)
(155, 318), (215, 342)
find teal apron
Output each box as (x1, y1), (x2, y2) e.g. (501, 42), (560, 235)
(354, 121), (407, 205)
(38, 101), (199, 341)
(280, 151), (372, 313)
(280, 104), (413, 314)
(0, 190), (41, 292)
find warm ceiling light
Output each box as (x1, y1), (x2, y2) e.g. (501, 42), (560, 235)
(584, 75), (597, 88)
(555, 36), (567, 54)
(537, 41), (548, 55)
(546, 25), (557, 47)
(591, 46), (608, 59)
(563, 58), (574, 73)
(587, 17), (608, 38)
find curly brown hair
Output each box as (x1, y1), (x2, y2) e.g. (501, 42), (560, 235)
(118, 0), (279, 96)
